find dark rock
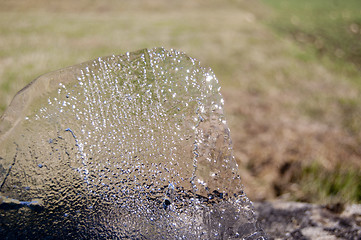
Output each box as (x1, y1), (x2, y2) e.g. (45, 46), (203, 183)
(254, 200), (361, 239)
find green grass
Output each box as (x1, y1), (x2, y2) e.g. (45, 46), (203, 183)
(260, 0), (361, 203)
(262, 0), (361, 140)
(262, 0), (361, 71)
(300, 162), (361, 203)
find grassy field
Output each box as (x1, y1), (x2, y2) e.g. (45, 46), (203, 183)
(0, 0), (360, 204)
(262, 0), (361, 71)
(260, 0), (361, 203)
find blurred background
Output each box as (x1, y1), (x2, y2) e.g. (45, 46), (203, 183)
(0, 0), (360, 204)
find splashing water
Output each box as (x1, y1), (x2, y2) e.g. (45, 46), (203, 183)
(0, 48), (265, 239)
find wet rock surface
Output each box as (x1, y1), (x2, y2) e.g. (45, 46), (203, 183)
(254, 200), (361, 240)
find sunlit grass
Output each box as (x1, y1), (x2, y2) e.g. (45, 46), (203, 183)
(0, 2), (266, 113)
(259, 0), (361, 203)
(262, 0), (361, 71)
(262, 0), (361, 149)
(299, 162), (361, 203)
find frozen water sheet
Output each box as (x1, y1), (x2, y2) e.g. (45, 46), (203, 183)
(0, 48), (265, 239)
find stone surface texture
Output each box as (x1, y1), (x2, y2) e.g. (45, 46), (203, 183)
(254, 200), (361, 240)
